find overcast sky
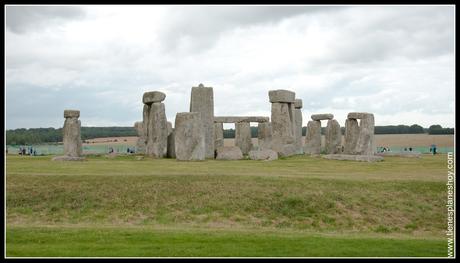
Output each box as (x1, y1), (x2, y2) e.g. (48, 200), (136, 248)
(5, 5), (455, 129)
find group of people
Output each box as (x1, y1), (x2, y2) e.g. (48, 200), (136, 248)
(18, 146), (37, 156)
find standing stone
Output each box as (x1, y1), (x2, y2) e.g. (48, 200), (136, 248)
(325, 119), (341, 154)
(354, 113), (375, 155)
(145, 102), (168, 158)
(166, 122), (175, 158)
(134, 121), (146, 154)
(214, 122), (224, 151)
(174, 112), (205, 161)
(271, 102), (295, 152)
(235, 122), (253, 155)
(303, 120), (321, 154)
(344, 118), (359, 154)
(293, 99), (303, 154)
(142, 104), (149, 150)
(63, 110), (82, 157)
(190, 84), (214, 159)
(258, 122), (272, 150)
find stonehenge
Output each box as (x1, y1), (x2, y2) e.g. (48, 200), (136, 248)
(216, 146), (243, 160)
(248, 149), (278, 161)
(142, 91), (168, 158)
(174, 112), (205, 161)
(52, 110), (84, 161)
(190, 84), (215, 159)
(269, 89), (296, 157)
(257, 122), (272, 150)
(235, 122), (253, 155)
(345, 112), (375, 156)
(304, 113), (342, 155)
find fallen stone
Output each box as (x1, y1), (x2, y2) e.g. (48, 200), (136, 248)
(143, 91), (166, 104)
(322, 154), (384, 162)
(311, 113), (333, 121)
(268, 89), (296, 103)
(216, 146), (244, 160)
(248, 149), (278, 161)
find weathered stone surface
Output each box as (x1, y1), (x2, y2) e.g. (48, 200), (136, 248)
(63, 117), (82, 157)
(347, 112), (372, 120)
(64, 110), (80, 118)
(142, 104), (149, 147)
(248, 149), (278, 161)
(294, 99), (303, 109)
(214, 122), (224, 151)
(214, 116), (269, 123)
(322, 154), (383, 162)
(174, 112), (205, 161)
(269, 89), (295, 103)
(145, 102), (168, 158)
(143, 91), (166, 104)
(167, 122), (173, 136)
(190, 84), (214, 159)
(354, 113), (375, 155)
(311, 114), (333, 121)
(134, 121), (146, 154)
(271, 102), (295, 144)
(294, 108), (303, 154)
(235, 122), (253, 155)
(303, 120), (321, 154)
(52, 156), (86, 161)
(167, 129), (176, 158)
(344, 118), (359, 154)
(216, 146), (243, 160)
(278, 143), (297, 157)
(325, 119), (341, 154)
(257, 122), (272, 150)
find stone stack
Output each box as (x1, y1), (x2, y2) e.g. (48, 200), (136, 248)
(269, 89), (296, 157)
(174, 112), (205, 161)
(293, 99), (303, 154)
(52, 110), (84, 161)
(345, 112), (375, 155)
(235, 122), (253, 155)
(190, 84), (215, 159)
(142, 91), (168, 158)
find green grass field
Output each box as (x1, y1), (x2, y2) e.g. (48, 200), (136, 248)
(5, 154), (450, 257)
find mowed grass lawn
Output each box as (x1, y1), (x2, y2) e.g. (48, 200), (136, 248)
(6, 154), (449, 257)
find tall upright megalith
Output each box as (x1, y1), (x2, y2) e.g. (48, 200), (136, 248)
(303, 120), (321, 154)
(214, 122), (224, 151)
(293, 99), (303, 154)
(134, 121), (145, 154)
(235, 122), (253, 155)
(63, 110), (82, 157)
(325, 119), (341, 154)
(344, 118), (359, 154)
(190, 84), (215, 158)
(258, 122), (272, 150)
(143, 91), (168, 158)
(175, 112), (205, 161)
(269, 89), (296, 156)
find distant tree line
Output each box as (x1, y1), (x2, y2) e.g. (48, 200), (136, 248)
(6, 124), (454, 145)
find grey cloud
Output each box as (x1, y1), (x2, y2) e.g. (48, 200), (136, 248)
(159, 6), (347, 52)
(6, 5), (86, 34)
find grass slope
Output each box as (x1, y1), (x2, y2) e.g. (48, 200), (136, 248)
(6, 154), (449, 257)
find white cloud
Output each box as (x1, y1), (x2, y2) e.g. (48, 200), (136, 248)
(5, 5), (455, 129)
